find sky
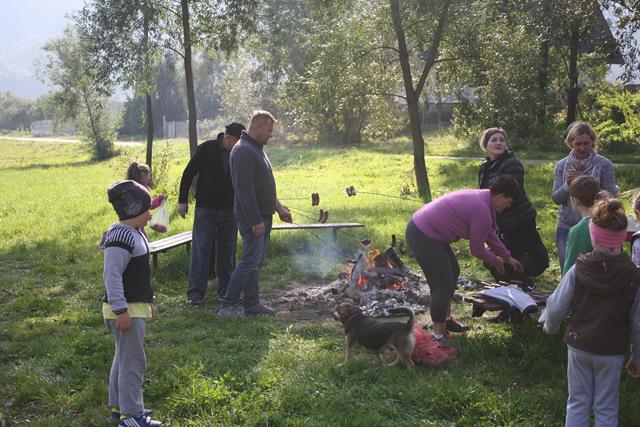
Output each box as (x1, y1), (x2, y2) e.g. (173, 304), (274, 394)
(0, 1), (637, 101)
(0, 0), (85, 99)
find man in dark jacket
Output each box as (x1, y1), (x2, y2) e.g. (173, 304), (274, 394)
(217, 110), (292, 317)
(178, 122), (245, 305)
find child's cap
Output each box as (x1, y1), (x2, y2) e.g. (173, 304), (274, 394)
(107, 180), (151, 220)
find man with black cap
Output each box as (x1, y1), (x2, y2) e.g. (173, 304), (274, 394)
(178, 122), (246, 305)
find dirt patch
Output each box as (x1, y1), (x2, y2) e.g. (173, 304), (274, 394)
(262, 280), (337, 322)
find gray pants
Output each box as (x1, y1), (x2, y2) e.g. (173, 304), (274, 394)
(566, 346), (624, 427)
(105, 318), (147, 418)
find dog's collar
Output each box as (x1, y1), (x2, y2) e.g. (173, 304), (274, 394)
(343, 313), (359, 326)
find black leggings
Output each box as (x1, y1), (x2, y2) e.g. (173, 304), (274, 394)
(405, 219), (459, 323)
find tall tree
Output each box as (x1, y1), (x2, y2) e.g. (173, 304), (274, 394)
(531, 0), (616, 127)
(75, 0), (162, 169)
(174, 0), (259, 155)
(181, 0), (198, 154)
(40, 27), (118, 159)
(389, 0), (452, 202)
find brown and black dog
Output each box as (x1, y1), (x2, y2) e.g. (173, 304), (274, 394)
(333, 303), (415, 368)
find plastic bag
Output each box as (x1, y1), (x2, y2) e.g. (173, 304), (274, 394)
(411, 323), (457, 367)
(149, 196), (169, 233)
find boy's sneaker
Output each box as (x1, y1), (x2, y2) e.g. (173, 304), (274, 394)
(217, 305), (247, 318)
(244, 304), (277, 316)
(446, 316), (469, 333)
(118, 414), (162, 427)
(111, 408), (153, 422)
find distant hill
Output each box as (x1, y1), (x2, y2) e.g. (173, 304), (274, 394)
(0, 0), (84, 100)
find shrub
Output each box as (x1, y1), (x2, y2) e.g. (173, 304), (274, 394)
(586, 87), (640, 153)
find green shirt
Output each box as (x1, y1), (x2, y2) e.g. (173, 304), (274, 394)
(563, 216), (592, 275)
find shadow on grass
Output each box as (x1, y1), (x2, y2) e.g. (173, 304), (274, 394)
(0, 159), (103, 172)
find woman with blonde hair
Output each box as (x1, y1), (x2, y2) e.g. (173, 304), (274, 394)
(552, 122), (617, 268)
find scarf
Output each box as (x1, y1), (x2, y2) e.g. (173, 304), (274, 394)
(568, 150), (597, 174)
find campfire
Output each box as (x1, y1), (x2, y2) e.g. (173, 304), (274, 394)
(337, 245), (430, 317)
(280, 243), (431, 318)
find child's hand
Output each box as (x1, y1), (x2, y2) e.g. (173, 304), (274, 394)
(627, 360), (640, 379)
(116, 311), (132, 331)
(147, 304), (157, 323)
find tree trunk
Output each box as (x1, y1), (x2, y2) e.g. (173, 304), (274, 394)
(566, 23), (580, 127)
(536, 0), (551, 127)
(82, 88), (99, 143)
(145, 91), (154, 167)
(143, 4), (154, 169)
(181, 0), (198, 156)
(537, 40), (549, 126)
(390, 0), (449, 202)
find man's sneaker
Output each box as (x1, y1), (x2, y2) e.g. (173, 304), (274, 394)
(244, 304), (277, 316)
(188, 297), (204, 306)
(111, 408), (153, 422)
(118, 414), (162, 427)
(446, 316), (469, 333)
(217, 305), (247, 318)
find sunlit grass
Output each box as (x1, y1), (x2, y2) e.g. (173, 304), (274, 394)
(1, 137), (639, 426)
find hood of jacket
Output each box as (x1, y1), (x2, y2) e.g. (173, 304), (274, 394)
(575, 251), (639, 296)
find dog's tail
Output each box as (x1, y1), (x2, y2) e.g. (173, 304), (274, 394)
(388, 307), (415, 330)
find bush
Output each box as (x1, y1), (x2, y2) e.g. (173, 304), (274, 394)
(587, 89), (640, 153)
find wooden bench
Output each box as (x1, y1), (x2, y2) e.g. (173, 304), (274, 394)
(149, 222), (364, 270)
(149, 231), (193, 270)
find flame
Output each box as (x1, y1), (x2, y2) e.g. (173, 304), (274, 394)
(357, 275), (366, 288)
(349, 247), (409, 291)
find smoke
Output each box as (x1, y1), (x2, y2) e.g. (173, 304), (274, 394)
(288, 235), (344, 278)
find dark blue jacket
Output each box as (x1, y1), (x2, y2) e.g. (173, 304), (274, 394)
(230, 131), (277, 225)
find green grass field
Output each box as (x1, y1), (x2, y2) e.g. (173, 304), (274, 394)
(1, 137), (639, 426)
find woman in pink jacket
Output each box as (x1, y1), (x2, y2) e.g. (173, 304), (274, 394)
(406, 176), (523, 343)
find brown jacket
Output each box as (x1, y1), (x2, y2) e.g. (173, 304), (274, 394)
(564, 251), (640, 355)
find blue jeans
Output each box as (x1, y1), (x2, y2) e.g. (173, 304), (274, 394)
(221, 214), (272, 309)
(186, 208), (237, 300)
(556, 227), (570, 271)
